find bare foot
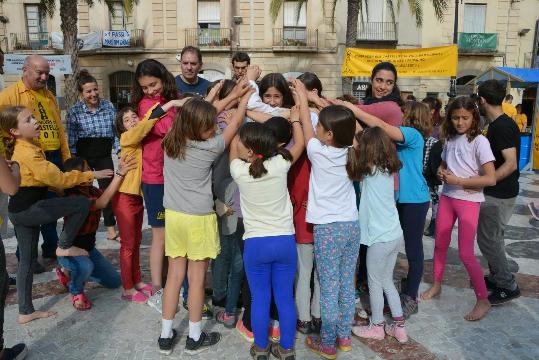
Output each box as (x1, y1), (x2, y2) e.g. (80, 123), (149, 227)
(464, 299), (491, 321)
(18, 310), (57, 324)
(421, 283), (442, 300)
(123, 288), (138, 297)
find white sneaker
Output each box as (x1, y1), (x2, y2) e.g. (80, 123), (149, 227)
(147, 289), (163, 314)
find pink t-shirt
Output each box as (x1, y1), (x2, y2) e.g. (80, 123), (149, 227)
(441, 134), (495, 202)
(138, 95), (177, 184)
(358, 101), (402, 127)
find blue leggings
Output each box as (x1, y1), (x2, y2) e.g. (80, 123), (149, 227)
(244, 235), (297, 350)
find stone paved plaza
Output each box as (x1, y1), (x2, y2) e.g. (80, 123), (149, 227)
(1, 172), (539, 359)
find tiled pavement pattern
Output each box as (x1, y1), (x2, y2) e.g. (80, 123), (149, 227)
(1, 173), (538, 359)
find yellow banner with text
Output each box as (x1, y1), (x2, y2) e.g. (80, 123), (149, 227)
(341, 45), (458, 77)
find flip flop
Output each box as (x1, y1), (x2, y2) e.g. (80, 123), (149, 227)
(72, 293), (92, 311)
(107, 235), (121, 242)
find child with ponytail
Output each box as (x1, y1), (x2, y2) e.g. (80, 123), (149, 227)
(229, 102), (305, 359)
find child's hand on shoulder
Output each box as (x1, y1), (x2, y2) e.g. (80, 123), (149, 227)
(117, 154), (137, 176)
(170, 98), (190, 108)
(93, 169), (113, 179)
(329, 98), (355, 111)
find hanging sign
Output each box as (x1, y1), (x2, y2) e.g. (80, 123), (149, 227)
(342, 45), (458, 77)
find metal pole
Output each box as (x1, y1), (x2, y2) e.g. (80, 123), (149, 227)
(448, 0), (459, 98)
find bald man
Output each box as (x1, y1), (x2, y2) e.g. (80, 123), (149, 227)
(0, 54), (71, 265)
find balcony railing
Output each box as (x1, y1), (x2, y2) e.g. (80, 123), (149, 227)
(10, 32), (50, 51)
(128, 29), (144, 48)
(458, 33), (497, 53)
(357, 22), (397, 42)
(272, 28), (318, 50)
(185, 28), (231, 48)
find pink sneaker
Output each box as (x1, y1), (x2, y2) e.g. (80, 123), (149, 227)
(352, 323), (385, 340)
(385, 322), (408, 343)
(336, 337), (352, 352)
(121, 291), (148, 303)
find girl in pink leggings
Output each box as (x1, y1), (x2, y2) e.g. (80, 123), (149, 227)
(421, 96), (496, 321)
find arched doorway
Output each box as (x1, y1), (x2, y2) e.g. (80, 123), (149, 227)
(199, 69), (225, 82)
(109, 71), (135, 110)
(456, 75), (476, 96)
(46, 74), (56, 96)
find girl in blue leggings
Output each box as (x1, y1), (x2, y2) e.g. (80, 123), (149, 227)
(230, 106), (304, 359)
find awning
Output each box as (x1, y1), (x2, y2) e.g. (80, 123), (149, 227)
(467, 66), (539, 88)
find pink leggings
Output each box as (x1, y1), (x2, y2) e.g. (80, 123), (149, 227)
(434, 195), (487, 299)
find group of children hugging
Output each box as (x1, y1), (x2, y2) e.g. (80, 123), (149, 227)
(0, 58), (510, 360)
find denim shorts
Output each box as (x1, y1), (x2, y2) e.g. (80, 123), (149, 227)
(141, 183), (165, 227)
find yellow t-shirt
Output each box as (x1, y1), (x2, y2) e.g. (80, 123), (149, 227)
(502, 102), (517, 120)
(31, 90), (61, 151)
(515, 113), (527, 132)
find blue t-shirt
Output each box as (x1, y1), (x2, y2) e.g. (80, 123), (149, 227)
(175, 75), (210, 96)
(396, 126), (430, 204)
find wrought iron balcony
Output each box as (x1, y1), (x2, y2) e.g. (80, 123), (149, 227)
(185, 28), (231, 49)
(10, 32), (50, 51)
(357, 22), (397, 42)
(272, 28), (318, 51)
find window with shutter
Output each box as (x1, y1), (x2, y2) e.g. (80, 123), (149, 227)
(283, 1), (307, 42)
(463, 4), (486, 33)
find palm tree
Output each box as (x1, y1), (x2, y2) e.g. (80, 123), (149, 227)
(0, 0), (137, 109)
(269, 0), (448, 93)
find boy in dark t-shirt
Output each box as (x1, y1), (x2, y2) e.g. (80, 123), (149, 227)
(476, 80), (521, 305)
(55, 156), (135, 310)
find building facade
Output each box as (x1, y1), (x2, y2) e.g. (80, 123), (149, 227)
(0, 0), (537, 108)
(0, 0), (341, 109)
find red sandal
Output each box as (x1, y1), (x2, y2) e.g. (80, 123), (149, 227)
(72, 293), (92, 311)
(55, 267), (70, 289)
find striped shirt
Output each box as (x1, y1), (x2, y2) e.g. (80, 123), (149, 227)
(66, 99), (119, 155)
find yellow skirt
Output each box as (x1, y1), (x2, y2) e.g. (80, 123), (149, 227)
(164, 209), (220, 260)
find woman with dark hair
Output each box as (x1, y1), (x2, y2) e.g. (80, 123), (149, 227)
(66, 69), (119, 241)
(132, 59), (179, 310)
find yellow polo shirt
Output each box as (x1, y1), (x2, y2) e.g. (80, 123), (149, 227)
(0, 80), (70, 161)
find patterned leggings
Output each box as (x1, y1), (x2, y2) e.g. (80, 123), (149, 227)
(314, 221), (361, 346)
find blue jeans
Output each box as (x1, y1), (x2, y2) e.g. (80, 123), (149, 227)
(244, 234), (297, 350)
(212, 219), (244, 314)
(58, 248), (121, 295)
(40, 150), (63, 256)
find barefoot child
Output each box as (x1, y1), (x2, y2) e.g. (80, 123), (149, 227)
(0, 154), (28, 358)
(56, 155), (136, 310)
(421, 97), (496, 321)
(350, 127), (408, 343)
(0, 106), (112, 324)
